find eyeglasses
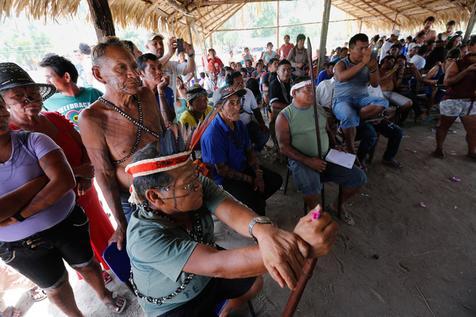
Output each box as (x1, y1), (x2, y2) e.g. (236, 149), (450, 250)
(159, 172), (201, 198)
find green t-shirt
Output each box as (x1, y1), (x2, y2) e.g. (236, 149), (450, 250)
(43, 87), (102, 130)
(281, 102), (329, 158)
(126, 175), (231, 317)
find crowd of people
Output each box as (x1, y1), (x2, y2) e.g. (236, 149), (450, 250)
(0, 14), (475, 317)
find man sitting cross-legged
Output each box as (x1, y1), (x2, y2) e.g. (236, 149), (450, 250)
(201, 86), (282, 216)
(126, 135), (338, 317)
(333, 33), (389, 154)
(276, 79), (367, 225)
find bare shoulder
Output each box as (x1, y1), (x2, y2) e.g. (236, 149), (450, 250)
(334, 60), (345, 71)
(79, 100), (107, 132)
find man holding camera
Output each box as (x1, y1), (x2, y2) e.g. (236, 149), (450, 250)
(146, 34), (196, 101)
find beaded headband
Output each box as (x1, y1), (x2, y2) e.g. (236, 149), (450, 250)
(125, 150), (192, 177)
(125, 150), (192, 205)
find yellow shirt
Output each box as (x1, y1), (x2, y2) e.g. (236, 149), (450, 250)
(179, 106), (213, 127)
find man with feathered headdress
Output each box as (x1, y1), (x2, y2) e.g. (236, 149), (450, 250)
(125, 126), (338, 317)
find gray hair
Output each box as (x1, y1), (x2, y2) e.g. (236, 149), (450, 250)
(131, 142), (173, 201)
(91, 36), (129, 66)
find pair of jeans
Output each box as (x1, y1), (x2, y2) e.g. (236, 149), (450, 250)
(247, 121), (270, 152)
(222, 166), (282, 215)
(357, 120), (403, 161)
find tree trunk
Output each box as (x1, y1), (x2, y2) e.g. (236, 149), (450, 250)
(86, 0), (116, 41)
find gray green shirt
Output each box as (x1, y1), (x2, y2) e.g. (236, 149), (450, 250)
(281, 102), (329, 158)
(126, 175), (231, 316)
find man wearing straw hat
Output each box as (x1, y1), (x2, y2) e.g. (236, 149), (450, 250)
(125, 128), (338, 317)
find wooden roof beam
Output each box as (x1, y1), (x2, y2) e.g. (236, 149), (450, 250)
(188, 0), (289, 10)
(368, 0), (409, 20)
(330, 2), (360, 20)
(410, 1), (437, 15)
(360, 0), (400, 25)
(166, 0), (196, 17)
(201, 4), (241, 30)
(204, 4), (245, 38)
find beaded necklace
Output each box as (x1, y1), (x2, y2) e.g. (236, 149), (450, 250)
(99, 95), (161, 165)
(130, 205), (214, 306)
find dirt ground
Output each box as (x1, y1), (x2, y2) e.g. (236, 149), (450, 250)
(16, 120), (476, 317)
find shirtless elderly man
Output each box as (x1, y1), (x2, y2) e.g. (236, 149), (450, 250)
(79, 37), (173, 250)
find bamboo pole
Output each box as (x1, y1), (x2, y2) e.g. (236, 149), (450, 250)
(282, 37), (324, 317)
(276, 0), (280, 47)
(463, 0), (476, 42)
(318, 0), (332, 71)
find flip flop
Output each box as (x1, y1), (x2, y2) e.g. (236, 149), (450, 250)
(28, 287), (47, 302)
(104, 295), (127, 314)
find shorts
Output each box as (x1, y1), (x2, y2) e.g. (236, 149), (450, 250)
(288, 159), (367, 196)
(333, 95), (389, 128)
(382, 91), (412, 108)
(160, 276), (256, 317)
(0, 205), (94, 289)
(439, 99), (476, 117)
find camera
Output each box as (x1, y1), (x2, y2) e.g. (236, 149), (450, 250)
(176, 38), (184, 55)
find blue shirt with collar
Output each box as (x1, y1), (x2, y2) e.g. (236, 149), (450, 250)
(200, 113), (251, 185)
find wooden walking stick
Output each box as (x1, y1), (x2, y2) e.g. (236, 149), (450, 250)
(282, 37), (325, 317)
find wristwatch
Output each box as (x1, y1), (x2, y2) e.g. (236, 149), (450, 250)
(248, 216), (273, 243)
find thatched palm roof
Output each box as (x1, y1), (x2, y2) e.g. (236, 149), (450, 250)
(332, 0), (475, 30)
(1, 0), (475, 42)
(0, 0), (277, 43)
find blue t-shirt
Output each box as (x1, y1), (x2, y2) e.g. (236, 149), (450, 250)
(316, 70), (331, 85)
(200, 114), (251, 185)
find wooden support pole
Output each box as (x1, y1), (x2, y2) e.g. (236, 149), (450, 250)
(187, 20), (197, 80)
(358, 19), (363, 33)
(276, 0), (280, 47)
(464, 0), (476, 42)
(318, 0), (332, 71)
(86, 0), (115, 41)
